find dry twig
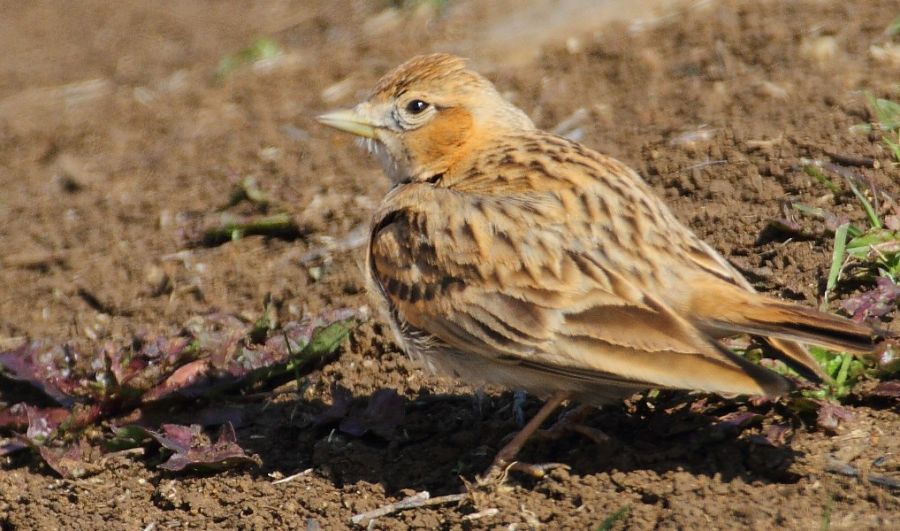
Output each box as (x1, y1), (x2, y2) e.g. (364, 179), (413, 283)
(825, 455), (900, 490)
(351, 491), (468, 525)
(825, 151), (879, 169)
(272, 468), (313, 485)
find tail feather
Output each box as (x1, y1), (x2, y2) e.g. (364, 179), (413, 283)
(707, 300), (877, 352)
(766, 337), (828, 383)
(690, 281), (880, 382)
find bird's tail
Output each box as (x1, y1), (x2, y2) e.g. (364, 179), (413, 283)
(690, 281), (883, 382)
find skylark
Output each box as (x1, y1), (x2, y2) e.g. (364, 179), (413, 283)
(318, 53), (880, 476)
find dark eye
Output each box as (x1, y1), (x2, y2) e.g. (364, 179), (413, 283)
(405, 99), (429, 114)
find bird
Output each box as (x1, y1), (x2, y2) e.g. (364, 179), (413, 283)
(317, 53), (880, 477)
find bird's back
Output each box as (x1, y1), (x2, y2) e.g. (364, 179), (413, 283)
(366, 130), (806, 401)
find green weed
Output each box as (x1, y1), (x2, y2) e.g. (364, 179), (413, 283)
(596, 505), (631, 531)
(888, 14), (900, 37)
(778, 93), (900, 397)
(216, 37), (282, 79)
(854, 94), (900, 165)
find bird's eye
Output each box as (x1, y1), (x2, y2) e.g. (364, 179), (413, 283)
(405, 99), (429, 114)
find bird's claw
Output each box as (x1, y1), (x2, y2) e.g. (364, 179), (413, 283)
(477, 460), (570, 485)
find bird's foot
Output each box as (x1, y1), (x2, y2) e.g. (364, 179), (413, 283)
(477, 460), (570, 485)
(533, 404), (611, 445)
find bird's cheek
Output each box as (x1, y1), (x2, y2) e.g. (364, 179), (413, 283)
(429, 108), (473, 149)
(412, 108), (474, 165)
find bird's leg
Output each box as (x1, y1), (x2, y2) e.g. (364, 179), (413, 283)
(481, 391), (570, 481)
(537, 404), (610, 445)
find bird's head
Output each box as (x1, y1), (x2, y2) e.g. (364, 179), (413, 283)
(317, 53), (534, 184)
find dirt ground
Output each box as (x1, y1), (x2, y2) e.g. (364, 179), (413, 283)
(1, 0), (898, 528)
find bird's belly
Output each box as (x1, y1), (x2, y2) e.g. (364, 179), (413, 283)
(367, 270), (640, 404)
(388, 315), (638, 405)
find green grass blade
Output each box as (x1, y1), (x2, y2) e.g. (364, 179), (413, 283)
(889, 15), (900, 36)
(834, 351), (853, 388)
(846, 228), (900, 259)
(596, 505), (631, 531)
(843, 177), (881, 229)
(790, 203), (864, 237)
(825, 223), (850, 302)
(803, 165), (840, 195)
(884, 134), (900, 163)
(821, 496), (833, 531)
(866, 94), (900, 131)
(791, 203), (827, 218)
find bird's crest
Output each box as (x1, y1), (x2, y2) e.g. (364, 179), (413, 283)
(371, 53), (475, 98)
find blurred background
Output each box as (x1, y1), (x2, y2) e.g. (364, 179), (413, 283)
(0, 0), (705, 342)
(0, 1), (898, 528)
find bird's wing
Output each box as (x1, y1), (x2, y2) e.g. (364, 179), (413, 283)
(368, 183), (789, 398)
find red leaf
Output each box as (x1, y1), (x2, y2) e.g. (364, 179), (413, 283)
(764, 423), (793, 446)
(142, 360), (211, 402)
(840, 277), (900, 322)
(815, 401), (855, 432)
(312, 386), (352, 426)
(714, 411), (762, 430)
(0, 342), (74, 405)
(137, 422), (259, 472)
(38, 440), (99, 478)
(341, 388), (405, 439)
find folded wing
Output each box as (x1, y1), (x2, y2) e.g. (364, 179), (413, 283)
(367, 188), (791, 400)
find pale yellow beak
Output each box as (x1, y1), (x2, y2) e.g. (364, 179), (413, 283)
(316, 108), (378, 139)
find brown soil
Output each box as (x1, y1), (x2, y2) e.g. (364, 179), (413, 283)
(1, 0), (898, 529)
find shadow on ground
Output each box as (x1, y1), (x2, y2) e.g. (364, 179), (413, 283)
(235, 386), (804, 495)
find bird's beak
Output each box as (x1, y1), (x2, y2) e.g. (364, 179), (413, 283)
(316, 108), (378, 139)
